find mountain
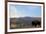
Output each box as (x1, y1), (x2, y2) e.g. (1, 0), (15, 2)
(10, 17), (41, 24)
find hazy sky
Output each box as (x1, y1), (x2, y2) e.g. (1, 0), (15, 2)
(9, 4), (41, 18)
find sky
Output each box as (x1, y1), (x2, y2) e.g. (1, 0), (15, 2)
(9, 4), (41, 18)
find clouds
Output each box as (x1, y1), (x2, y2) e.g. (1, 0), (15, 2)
(9, 4), (41, 18)
(9, 5), (16, 17)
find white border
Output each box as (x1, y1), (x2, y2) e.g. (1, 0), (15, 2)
(7, 2), (43, 32)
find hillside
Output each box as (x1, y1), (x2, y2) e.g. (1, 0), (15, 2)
(10, 17), (41, 29)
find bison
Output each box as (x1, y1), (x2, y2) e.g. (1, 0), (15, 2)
(32, 20), (41, 28)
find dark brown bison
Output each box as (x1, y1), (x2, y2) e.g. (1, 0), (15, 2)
(32, 20), (41, 28)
